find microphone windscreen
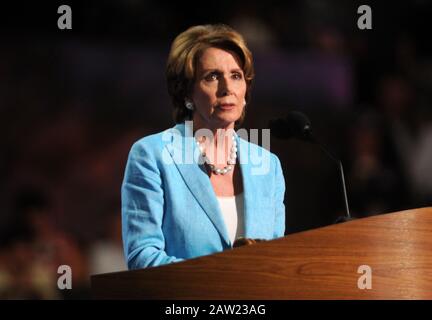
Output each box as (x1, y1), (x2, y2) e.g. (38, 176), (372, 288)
(285, 111), (312, 139)
(269, 111), (313, 141)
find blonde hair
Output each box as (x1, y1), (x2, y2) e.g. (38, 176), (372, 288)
(166, 24), (255, 124)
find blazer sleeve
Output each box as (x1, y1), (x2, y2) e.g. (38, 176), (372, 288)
(273, 155), (286, 238)
(121, 140), (184, 269)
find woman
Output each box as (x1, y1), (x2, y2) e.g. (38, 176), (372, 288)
(122, 24), (286, 269)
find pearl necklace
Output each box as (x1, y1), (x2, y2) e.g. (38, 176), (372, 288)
(196, 135), (237, 175)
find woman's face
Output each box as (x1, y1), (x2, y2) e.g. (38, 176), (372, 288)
(191, 47), (247, 130)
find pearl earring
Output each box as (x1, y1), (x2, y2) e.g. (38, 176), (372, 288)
(244, 99), (247, 106)
(185, 101), (194, 111)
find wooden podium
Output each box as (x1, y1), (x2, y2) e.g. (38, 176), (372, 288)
(91, 207), (432, 299)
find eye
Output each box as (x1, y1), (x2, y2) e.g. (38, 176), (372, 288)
(204, 72), (219, 82)
(232, 72), (243, 80)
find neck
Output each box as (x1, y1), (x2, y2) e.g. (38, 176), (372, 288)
(192, 117), (236, 147)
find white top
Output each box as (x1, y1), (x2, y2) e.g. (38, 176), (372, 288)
(216, 192), (245, 245)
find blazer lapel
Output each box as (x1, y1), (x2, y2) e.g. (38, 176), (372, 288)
(237, 136), (255, 238)
(238, 136), (273, 239)
(165, 123), (231, 246)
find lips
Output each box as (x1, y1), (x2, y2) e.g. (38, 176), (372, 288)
(217, 103), (236, 110)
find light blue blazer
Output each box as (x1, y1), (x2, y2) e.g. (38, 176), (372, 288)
(121, 122), (286, 269)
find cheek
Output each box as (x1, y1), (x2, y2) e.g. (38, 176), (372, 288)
(236, 81), (247, 97)
(193, 84), (216, 104)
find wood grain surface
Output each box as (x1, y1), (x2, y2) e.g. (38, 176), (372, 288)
(91, 207), (432, 299)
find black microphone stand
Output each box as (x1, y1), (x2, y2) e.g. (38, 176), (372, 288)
(270, 112), (354, 224)
(303, 128), (353, 223)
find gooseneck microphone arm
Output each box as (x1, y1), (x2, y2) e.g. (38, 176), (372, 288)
(269, 111), (352, 222)
(312, 138), (351, 221)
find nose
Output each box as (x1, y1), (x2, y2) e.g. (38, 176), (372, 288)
(217, 75), (233, 97)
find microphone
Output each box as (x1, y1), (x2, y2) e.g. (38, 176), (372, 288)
(269, 111), (353, 223)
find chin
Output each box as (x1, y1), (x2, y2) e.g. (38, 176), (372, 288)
(215, 110), (241, 124)
(222, 112), (240, 120)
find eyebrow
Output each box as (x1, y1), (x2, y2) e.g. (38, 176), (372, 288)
(201, 68), (243, 73)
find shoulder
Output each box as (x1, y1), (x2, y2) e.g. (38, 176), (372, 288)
(124, 127), (179, 178)
(128, 127), (178, 159)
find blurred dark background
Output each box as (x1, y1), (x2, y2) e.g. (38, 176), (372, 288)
(1, 1), (432, 298)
